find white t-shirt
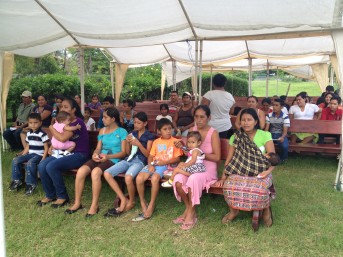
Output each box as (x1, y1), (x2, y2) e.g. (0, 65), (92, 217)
(289, 103), (319, 120)
(156, 115), (173, 122)
(202, 90), (235, 132)
(85, 117), (96, 130)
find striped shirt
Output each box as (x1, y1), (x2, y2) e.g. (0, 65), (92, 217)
(25, 128), (50, 156)
(266, 111), (290, 134)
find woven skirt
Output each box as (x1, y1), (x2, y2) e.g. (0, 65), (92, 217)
(223, 174), (273, 211)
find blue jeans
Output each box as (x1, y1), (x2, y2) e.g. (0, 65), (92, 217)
(272, 133), (288, 161)
(105, 155), (145, 178)
(38, 153), (88, 199)
(3, 128), (23, 150)
(12, 153), (42, 186)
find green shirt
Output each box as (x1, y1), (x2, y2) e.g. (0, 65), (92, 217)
(229, 129), (272, 154)
(17, 103), (35, 123)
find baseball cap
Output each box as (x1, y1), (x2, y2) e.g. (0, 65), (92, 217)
(21, 90), (32, 97)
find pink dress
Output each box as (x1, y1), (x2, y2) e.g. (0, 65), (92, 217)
(173, 126), (218, 206)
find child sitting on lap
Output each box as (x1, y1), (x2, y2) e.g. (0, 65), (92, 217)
(51, 111), (81, 157)
(162, 131), (205, 187)
(9, 113), (50, 195)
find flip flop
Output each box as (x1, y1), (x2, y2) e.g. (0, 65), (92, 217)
(180, 217), (198, 230)
(132, 213), (151, 222)
(173, 216), (185, 224)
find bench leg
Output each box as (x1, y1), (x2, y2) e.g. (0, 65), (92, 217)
(252, 210), (260, 232)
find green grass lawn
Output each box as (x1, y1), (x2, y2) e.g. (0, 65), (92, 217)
(252, 79), (322, 97)
(3, 150), (343, 257)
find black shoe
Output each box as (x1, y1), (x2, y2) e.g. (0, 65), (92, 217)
(85, 207), (100, 218)
(37, 198), (56, 207)
(9, 180), (23, 191)
(25, 184), (37, 196)
(65, 205), (83, 214)
(104, 208), (123, 218)
(51, 199), (70, 209)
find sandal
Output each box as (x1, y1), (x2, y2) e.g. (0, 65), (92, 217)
(104, 208), (124, 218)
(180, 218), (198, 231)
(173, 216), (185, 224)
(132, 213), (151, 222)
(161, 179), (173, 188)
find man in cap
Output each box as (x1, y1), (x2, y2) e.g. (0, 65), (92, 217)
(3, 90), (35, 150)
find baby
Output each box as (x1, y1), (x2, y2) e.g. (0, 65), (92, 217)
(50, 111), (81, 158)
(162, 131), (205, 187)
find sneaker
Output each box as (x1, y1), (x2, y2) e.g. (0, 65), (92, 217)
(25, 184), (37, 196)
(9, 180), (23, 191)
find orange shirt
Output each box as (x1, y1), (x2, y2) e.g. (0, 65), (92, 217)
(150, 137), (183, 161)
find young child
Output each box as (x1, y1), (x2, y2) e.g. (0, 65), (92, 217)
(50, 111), (81, 157)
(259, 152), (280, 199)
(156, 104), (173, 122)
(132, 118), (183, 221)
(162, 131), (205, 188)
(84, 107), (96, 131)
(88, 94), (102, 112)
(103, 112), (155, 217)
(9, 113), (50, 195)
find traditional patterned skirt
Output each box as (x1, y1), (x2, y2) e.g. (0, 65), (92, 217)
(223, 174), (273, 211)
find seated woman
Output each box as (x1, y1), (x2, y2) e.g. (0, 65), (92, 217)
(317, 92), (334, 119)
(173, 105), (220, 230)
(37, 97), (89, 208)
(235, 96), (266, 130)
(172, 92), (195, 137)
(289, 92), (321, 143)
(65, 107), (127, 217)
(260, 97), (272, 116)
(120, 99), (136, 134)
(20, 94), (52, 151)
(217, 108), (276, 231)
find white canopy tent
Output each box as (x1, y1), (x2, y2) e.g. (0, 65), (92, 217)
(1, 0), (343, 254)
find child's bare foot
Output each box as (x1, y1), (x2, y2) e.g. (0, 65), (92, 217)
(144, 203), (155, 218)
(118, 197), (127, 212)
(140, 201), (148, 214)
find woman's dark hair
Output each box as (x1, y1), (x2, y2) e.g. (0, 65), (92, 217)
(194, 105), (211, 118)
(273, 98), (284, 106)
(296, 92), (308, 103)
(262, 98), (272, 105)
(247, 95), (258, 103)
(55, 94), (64, 101)
(324, 92), (335, 106)
(187, 131), (202, 142)
(37, 94), (47, 101)
(240, 108), (260, 130)
(75, 94), (81, 98)
(63, 97), (84, 119)
(134, 112), (148, 122)
(160, 104), (169, 111)
(84, 106), (92, 114)
(105, 107), (120, 126)
(157, 118), (173, 130)
(123, 99), (136, 108)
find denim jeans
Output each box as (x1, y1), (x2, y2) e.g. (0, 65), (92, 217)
(105, 155), (145, 178)
(272, 133), (289, 161)
(38, 153), (88, 199)
(12, 153), (42, 186)
(3, 128), (23, 150)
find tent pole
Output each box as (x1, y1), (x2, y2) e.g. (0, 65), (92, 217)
(79, 48), (85, 114)
(266, 60), (269, 97)
(210, 66), (213, 91)
(172, 60), (176, 91)
(194, 40), (199, 101)
(110, 62), (115, 99)
(198, 40), (203, 102)
(276, 67), (279, 96)
(330, 64), (334, 86)
(248, 58), (252, 96)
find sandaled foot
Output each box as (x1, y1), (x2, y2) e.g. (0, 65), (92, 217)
(132, 213), (151, 222)
(173, 216), (185, 224)
(222, 211), (238, 224)
(180, 217), (198, 230)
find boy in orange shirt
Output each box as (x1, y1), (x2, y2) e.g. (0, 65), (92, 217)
(133, 118), (183, 221)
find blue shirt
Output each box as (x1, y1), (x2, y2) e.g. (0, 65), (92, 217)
(98, 127), (127, 163)
(97, 110), (104, 129)
(126, 130), (155, 164)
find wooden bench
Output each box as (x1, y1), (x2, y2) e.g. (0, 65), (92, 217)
(287, 119), (342, 154)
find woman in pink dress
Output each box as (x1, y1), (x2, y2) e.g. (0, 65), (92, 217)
(173, 105), (220, 230)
